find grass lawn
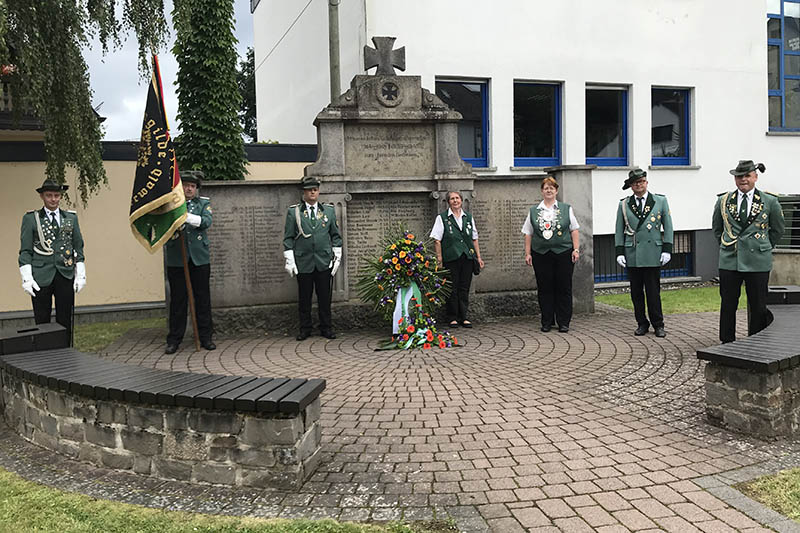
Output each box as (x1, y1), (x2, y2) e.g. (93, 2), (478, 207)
(596, 285), (747, 314)
(736, 468), (800, 522)
(0, 469), (454, 533)
(73, 316), (166, 353)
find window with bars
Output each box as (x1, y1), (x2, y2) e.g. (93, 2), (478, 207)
(593, 231), (694, 283)
(768, 0), (800, 130)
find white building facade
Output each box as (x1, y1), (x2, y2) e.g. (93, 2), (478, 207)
(253, 0), (799, 280)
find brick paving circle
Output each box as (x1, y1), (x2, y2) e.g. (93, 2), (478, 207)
(2, 308), (800, 532)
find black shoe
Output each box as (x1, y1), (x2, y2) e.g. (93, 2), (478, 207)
(540, 325), (552, 332)
(558, 325), (569, 333)
(461, 321), (473, 329)
(201, 340), (216, 350)
(296, 331), (311, 341)
(634, 325), (648, 336)
(321, 330), (337, 340)
(449, 321), (459, 328)
(165, 343), (179, 354)
(654, 327), (666, 338)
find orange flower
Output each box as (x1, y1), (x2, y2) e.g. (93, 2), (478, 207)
(438, 341), (446, 349)
(452, 336), (458, 345)
(392, 257), (399, 264)
(404, 256), (412, 263)
(424, 261), (429, 267)
(390, 244), (397, 250)
(403, 334), (409, 341)
(426, 331), (434, 341)
(398, 318), (404, 325)
(395, 264), (402, 270)
(407, 233), (415, 239)
(378, 284), (384, 291)
(399, 251), (407, 258)
(423, 343), (431, 349)
(404, 239), (411, 244)
(437, 334), (443, 342)
(407, 325), (415, 333)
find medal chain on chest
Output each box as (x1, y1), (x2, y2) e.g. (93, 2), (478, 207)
(537, 205), (561, 240)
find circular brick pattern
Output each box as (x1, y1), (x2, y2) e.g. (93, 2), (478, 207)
(2, 310), (799, 532)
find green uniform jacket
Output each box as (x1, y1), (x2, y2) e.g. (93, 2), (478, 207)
(711, 188), (785, 272)
(283, 202), (343, 274)
(439, 211), (476, 263)
(614, 193), (674, 268)
(19, 208), (85, 287)
(529, 202), (573, 254)
(165, 196), (212, 267)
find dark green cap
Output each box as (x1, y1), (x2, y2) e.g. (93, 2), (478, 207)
(622, 168), (647, 190)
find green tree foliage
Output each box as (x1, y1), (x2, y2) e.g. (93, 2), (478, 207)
(237, 46), (257, 142)
(172, 0), (246, 181)
(0, 0), (169, 204)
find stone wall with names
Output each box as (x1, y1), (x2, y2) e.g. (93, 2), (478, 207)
(471, 179), (541, 292)
(204, 182), (301, 307)
(345, 193), (437, 284)
(344, 124), (435, 177)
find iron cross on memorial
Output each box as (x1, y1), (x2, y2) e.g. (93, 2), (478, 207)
(364, 36), (406, 76)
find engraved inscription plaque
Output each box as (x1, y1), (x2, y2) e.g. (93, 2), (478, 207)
(344, 124), (435, 177)
(471, 180), (540, 292)
(346, 193), (437, 283)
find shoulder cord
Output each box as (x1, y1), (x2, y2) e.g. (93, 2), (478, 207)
(33, 212), (54, 256)
(620, 199), (635, 236)
(294, 204), (311, 240)
(720, 192), (738, 247)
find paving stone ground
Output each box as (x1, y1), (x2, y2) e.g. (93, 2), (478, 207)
(2, 307), (800, 532)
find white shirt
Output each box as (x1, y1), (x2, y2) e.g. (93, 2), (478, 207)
(521, 201), (580, 235)
(430, 208), (479, 241)
(305, 202), (318, 217)
(737, 189), (754, 216)
(633, 192), (649, 210)
(45, 208), (60, 225)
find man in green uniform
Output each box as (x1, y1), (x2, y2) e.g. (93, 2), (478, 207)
(18, 179), (86, 336)
(164, 171), (215, 354)
(712, 160), (785, 343)
(283, 176), (343, 340)
(615, 168), (674, 337)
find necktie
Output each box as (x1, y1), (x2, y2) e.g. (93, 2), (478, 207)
(637, 197), (644, 212)
(739, 193), (749, 221)
(309, 205), (316, 225)
(50, 213), (58, 227)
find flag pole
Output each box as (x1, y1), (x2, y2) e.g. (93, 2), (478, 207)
(178, 232), (201, 352)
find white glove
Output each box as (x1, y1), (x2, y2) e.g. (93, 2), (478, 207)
(331, 247), (342, 277)
(660, 252), (671, 266)
(20, 264), (40, 297)
(74, 262), (86, 293)
(283, 250), (298, 277)
(616, 255), (627, 268)
(185, 213), (201, 227)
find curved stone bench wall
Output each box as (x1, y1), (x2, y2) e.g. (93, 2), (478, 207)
(0, 365), (322, 490)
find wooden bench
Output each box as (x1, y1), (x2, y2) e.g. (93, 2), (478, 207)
(0, 347), (325, 489)
(697, 288), (800, 438)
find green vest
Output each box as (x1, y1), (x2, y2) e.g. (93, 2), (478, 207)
(529, 202), (573, 254)
(283, 202), (343, 274)
(19, 208), (85, 286)
(165, 196), (213, 267)
(439, 211), (475, 263)
(614, 193), (674, 267)
(712, 189), (785, 272)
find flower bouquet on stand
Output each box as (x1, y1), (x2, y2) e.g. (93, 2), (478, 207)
(356, 227), (458, 350)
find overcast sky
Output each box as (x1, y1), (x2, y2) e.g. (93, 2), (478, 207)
(83, 0), (254, 141)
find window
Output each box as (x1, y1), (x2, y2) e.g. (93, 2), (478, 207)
(651, 88), (690, 166)
(514, 82), (560, 167)
(435, 80), (488, 167)
(586, 87), (628, 166)
(768, 0), (800, 130)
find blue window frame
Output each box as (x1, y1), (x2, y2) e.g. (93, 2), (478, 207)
(586, 87), (628, 166)
(513, 82), (561, 167)
(435, 80), (488, 168)
(768, 0), (800, 130)
(651, 88), (690, 166)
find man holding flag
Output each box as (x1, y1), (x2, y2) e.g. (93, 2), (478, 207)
(130, 55), (211, 353)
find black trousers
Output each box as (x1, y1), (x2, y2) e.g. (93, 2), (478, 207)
(31, 271), (74, 335)
(627, 267), (664, 329)
(532, 250), (573, 328)
(719, 269), (770, 343)
(297, 267), (332, 334)
(443, 255), (474, 323)
(167, 263), (213, 345)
